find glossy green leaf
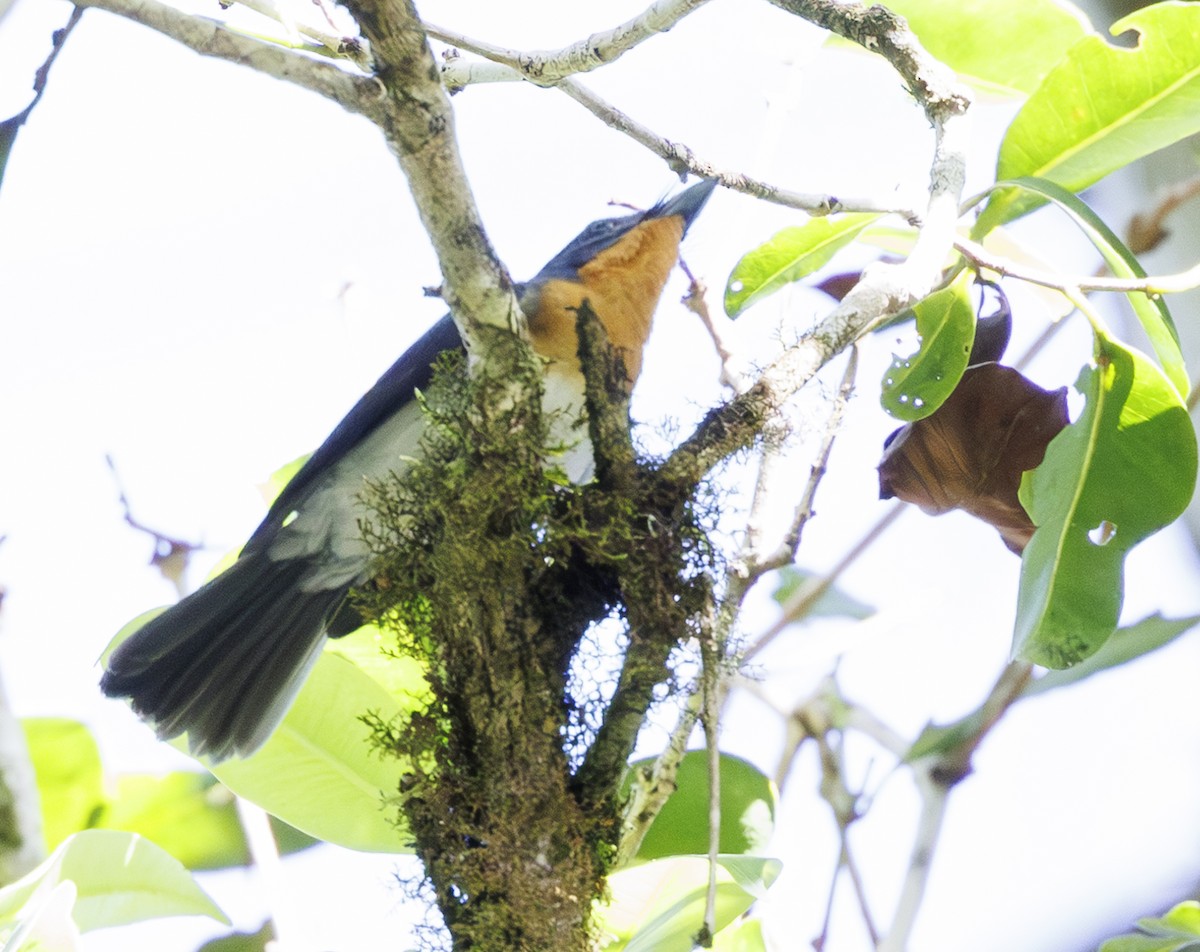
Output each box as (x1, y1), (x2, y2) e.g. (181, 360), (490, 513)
(906, 712), (986, 762)
(622, 752), (775, 862)
(1, 879), (80, 952)
(0, 830), (227, 932)
(1101, 901), (1200, 952)
(1014, 336), (1197, 667)
(199, 636), (424, 852)
(1027, 612), (1200, 695)
(100, 772), (317, 871)
(880, 273), (975, 422)
(22, 720), (104, 853)
(196, 922), (275, 952)
(877, 0), (1090, 96)
(724, 214), (878, 318)
(977, 2), (1200, 232)
(772, 566), (875, 621)
(986, 177), (1187, 396)
(259, 453), (310, 505)
(711, 917), (767, 952)
(599, 855), (781, 952)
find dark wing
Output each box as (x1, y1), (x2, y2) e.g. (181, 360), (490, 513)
(245, 314), (463, 552)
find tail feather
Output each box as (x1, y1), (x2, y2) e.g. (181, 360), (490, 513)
(102, 553), (349, 760)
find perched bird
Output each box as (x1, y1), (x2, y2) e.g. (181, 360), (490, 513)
(101, 179), (716, 761)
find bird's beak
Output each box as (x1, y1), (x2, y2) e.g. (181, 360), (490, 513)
(654, 179), (717, 234)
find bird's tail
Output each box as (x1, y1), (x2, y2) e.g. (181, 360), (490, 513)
(101, 552), (348, 761)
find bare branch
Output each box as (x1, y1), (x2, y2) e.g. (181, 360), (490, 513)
(877, 767), (948, 952)
(426, 0), (713, 85)
(1127, 173), (1200, 255)
(679, 260), (742, 391)
(560, 78), (917, 217)
(745, 344), (859, 582)
(75, 0), (382, 115)
(432, 16), (920, 217)
(663, 0), (970, 514)
(1, 7), (83, 134)
(746, 503), (906, 663)
(615, 694), (701, 866)
(106, 454), (203, 598)
(956, 234), (1200, 296)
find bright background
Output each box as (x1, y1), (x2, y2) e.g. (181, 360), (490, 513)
(2, 0), (1199, 949)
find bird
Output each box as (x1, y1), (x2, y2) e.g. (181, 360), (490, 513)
(101, 178), (716, 762)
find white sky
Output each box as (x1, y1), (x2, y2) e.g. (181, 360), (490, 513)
(2, 0), (1200, 950)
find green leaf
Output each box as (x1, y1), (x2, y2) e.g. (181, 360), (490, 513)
(22, 720), (105, 852)
(908, 613), (1199, 760)
(1, 879), (79, 952)
(195, 922), (275, 952)
(1027, 612), (1200, 695)
(198, 638), (425, 852)
(1101, 901), (1200, 952)
(599, 855), (781, 952)
(724, 214), (878, 318)
(711, 917), (767, 952)
(0, 830), (227, 932)
(977, 1), (1200, 232)
(1014, 336), (1197, 667)
(99, 772), (317, 871)
(772, 567), (875, 621)
(622, 752), (776, 861)
(877, 0), (1091, 96)
(906, 711), (987, 762)
(259, 453), (310, 504)
(880, 272), (975, 422)
(985, 177), (1187, 396)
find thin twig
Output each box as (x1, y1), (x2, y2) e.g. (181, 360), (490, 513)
(558, 78), (918, 218)
(679, 259), (743, 391)
(1, 6), (83, 133)
(699, 622), (723, 947)
(747, 503), (905, 662)
(431, 20), (919, 217)
(615, 694), (701, 866)
(106, 455), (203, 598)
(956, 235), (1200, 296)
(877, 766), (947, 952)
(1126, 174), (1200, 255)
(765, 344), (859, 573)
(799, 687), (878, 948)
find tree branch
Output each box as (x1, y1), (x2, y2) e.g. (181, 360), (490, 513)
(337, 0), (531, 366)
(426, 0), (713, 85)
(74, 0), (383, 116)
(431, 16), (921, 218)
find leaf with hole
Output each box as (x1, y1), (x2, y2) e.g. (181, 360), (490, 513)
(1014, 336), (1197, 667)
(975, 1), (1200, 233)
(880, 273), (976, 422)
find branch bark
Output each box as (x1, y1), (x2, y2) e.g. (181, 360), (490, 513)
(74, 0), (382, 115)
